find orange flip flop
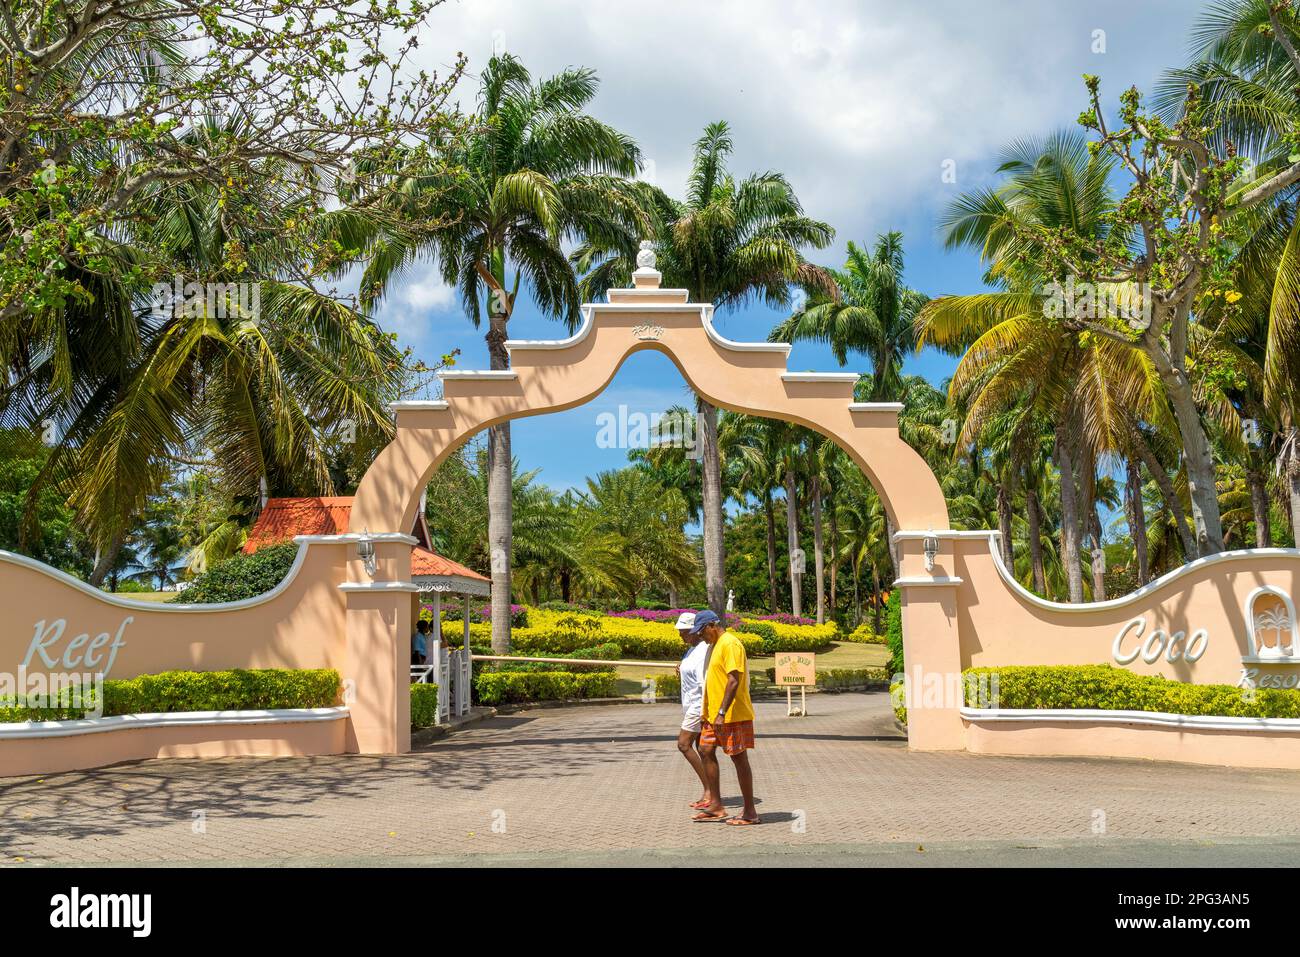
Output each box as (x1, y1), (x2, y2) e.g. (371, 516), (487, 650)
(724, 816), (761, 827)
(691, 810), (729, 822)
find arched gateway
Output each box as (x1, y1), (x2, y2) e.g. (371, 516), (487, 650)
(4, 254), (1300, 775)
(345, 253), (963, 754)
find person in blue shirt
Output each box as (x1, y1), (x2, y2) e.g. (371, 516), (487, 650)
(411, 619), (431, 665)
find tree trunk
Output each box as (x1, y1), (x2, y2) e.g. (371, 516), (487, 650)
(560, 568), (571, 604)
(763, 489), (779, 613)
(1089, 505), (1107, 602)
(1161, 371), (1225, 555)
(811, 473), (826, 624)
(852, 561), (860, 628)
(1055, 435), (1084, 603)
(828, 487), (839, 614)
(87, 535), (124, 588)
(1026, 484), (1046, 595)
(871, 562), (882, 635)
(784, 468), (802, 618)
(1247, 465), (1271, 548)
(1290, 460), (1300, 547)
(885, 512), (899, 580)
(996, 482), (1014, 567)
(486, 313), (513, 654)
(1126, 458), (1149, 585)
(697, 396), (726, 617)
(1128, 423), (1197, 559)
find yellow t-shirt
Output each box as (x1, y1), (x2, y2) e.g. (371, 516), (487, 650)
(702, 631), (754, 724)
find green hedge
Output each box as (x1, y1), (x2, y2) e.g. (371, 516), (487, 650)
(885, 591), (903, 676)
(510, 628), (765, 660)
(655, 673), (681, 698)
(843, 623), (886, 644)
(965, 664), (1300, 718)
(473, 670), (618, 705)
(0, 668), (340, 722)
(762, 666), (889, 690)
(170, 542), (299, 603)
(411, 683), (439, 728)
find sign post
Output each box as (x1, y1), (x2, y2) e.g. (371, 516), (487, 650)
(774, 652), (815, 716)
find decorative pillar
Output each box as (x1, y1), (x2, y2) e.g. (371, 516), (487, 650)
(340, 534), (418, 754)
(893, 532), (966, 751)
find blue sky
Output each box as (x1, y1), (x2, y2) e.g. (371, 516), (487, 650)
(374, 0), (1208, 497)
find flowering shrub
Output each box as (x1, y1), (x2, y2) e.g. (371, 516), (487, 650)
(748, 613), (817, 627)
(741, 618), (838, 651)
(427, 603), (528, 628)
(842, 623), (886, 644)
(609, 608), (745, 629)
(435, 606), (836, 660)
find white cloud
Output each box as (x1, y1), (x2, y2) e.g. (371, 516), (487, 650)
(415, 0), (1197, 265)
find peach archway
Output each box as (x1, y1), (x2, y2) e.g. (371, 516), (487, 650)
(351, 273), (947, 537)
(342, 261), (964, 755)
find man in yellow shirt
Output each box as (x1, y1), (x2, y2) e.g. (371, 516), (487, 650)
(689, 610), (760, 826)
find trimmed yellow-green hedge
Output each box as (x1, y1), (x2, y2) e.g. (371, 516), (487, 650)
(841, 624), (886, 644)
(442, 607), (836, 660)
(762, 666), (889, 690)
(965, 664), (1300, 719)
(474, 670), (617, 705)
(0, 669), (341, 723)
(411, 683), (440, 728)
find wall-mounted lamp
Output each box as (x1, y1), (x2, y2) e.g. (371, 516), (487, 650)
(357, 528), (377, 578)
(923, 534), (939, 573)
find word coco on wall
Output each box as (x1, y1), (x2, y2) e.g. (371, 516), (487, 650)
(1112, 617), (1207, 665)
(20, 616), (132, 677)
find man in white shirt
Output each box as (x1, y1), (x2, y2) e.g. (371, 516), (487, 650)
(674, 612), (714, 810)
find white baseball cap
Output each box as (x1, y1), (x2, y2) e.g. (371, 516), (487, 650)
(674, 612), (696, 631)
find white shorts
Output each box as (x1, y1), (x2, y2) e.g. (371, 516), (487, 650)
(681, 712), (702, 733)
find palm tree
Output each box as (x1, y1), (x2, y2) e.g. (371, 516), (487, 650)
(357, 54), (648, 652)
(574, 120), (834, 616)
(918, 132), (1178, 600)
(13, 130), (406, 583)
(725, 414), (790, 613)
(578, 468), (698, 607)
(768, 231), (928, 401)
(835, 463), (890, 632)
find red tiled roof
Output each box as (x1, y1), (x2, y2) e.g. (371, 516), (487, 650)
(242, 496), (487, 582)
(412, 546), (488, 582)
(242, 497), (353, 552)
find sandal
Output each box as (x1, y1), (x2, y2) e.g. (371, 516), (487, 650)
(724, 816), (761, 827)
(691, 810), (729, 822)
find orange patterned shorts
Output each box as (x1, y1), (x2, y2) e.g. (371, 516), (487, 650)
(700, 720), (755, 755)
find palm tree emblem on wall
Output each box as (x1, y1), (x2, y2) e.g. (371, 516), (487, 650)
(1254, 602), (1295, 658)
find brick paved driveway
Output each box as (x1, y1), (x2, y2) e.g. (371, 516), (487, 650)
(4, 692), (1300, 865)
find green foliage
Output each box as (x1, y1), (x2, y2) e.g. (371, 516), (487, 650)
(843, 623), (886, 644)
(473, 670), (618, 705)
(171, 542), (298, 603)
(537, 601), (602, 616)
(0, 429), (94, 577)
(410, 684), (440, 729)
(885, 590), (904, 677)
(762, 666), (889, 690)
(734, 619), (778, 651)
(966, 664), (1300, 718)
(655, 673), (681, 698)
(0, 668), (339, 722)
(736, 618), (837, 653)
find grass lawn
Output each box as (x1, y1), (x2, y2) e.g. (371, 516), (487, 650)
(105, 591), (174, 603)
(611, 641), (889, 698)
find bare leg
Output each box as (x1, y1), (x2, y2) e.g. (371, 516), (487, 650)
(676, 729), (711, 804)
(695, 741), (726, 818)
(728, 751), (759, 821)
